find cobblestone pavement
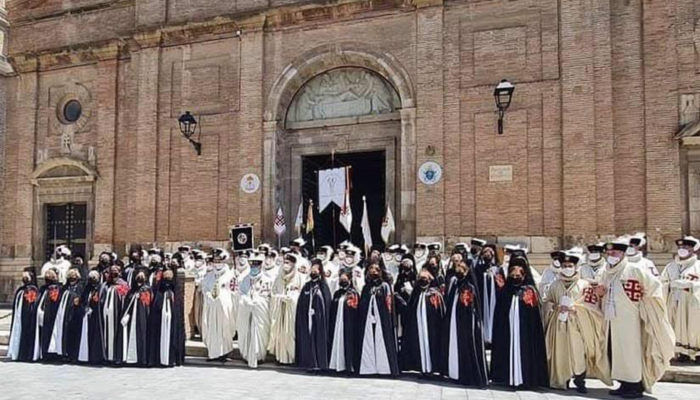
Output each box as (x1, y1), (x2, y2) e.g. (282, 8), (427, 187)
(0, 360), (697, 400)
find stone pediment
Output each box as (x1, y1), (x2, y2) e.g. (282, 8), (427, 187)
(30, 156), (98, 185)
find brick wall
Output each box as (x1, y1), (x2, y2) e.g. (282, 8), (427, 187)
(0, 0), (695, 299)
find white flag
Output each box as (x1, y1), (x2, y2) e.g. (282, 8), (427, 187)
(361, 196), (373, 254)
(274, 207), (286, 236)
(380, 204), (395, 244)
(318, 167), (346, 212)
(339, 188), (352, 233)
(294, 201), (304, 235)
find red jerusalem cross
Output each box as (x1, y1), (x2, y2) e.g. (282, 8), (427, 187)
(583, 287), (599, 305)
(623, 279), (643, 302)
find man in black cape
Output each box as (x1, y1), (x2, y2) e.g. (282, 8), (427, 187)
(95, 251), (114, 280)
(441, 260), (488, 386)
(122, 247), (143, 287)
(490, 252), (548, 389)
(149, 267), (185, 367)
(356, 262), (399, 376)
(33, 269), (63, 361)
(399, 269), (445, 375)
(121, 267), (152, 366)
(394, 254), (417, 345)
(76, 270), (104, 364)
(422, 255), (446, 295)
(100, 264), (130, 364)
(8, 268), (39, 362)
(474, 243), (501, 344)
(54, 268), (84, 361)
(295, 258), (332, 371)
(329, 268), (360, 373)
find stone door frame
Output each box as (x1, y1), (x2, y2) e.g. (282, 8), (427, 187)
(263, 42), (417, 245)
(30, 157), (97, 266)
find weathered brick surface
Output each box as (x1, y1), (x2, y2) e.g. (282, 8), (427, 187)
(0, 0), (696, 298)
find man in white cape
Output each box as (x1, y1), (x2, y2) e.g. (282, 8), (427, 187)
(597, 239), (675, 398)
(201, 248), (236, 360)
(237, 252), (273, 368)
(268, 253), (305, 364)
(660, 236), (700, 362)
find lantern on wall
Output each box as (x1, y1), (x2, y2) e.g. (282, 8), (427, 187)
(494, 79), (515, 135)
(177, 111), (202, 155)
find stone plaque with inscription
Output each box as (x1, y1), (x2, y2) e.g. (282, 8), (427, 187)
(489, 165), (513, 182)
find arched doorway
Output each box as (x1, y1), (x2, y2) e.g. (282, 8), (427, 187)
(263, 43), (417, 248)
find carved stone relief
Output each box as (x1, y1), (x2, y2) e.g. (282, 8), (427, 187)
(286, 67), (400, 124)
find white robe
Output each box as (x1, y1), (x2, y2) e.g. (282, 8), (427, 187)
(236, 274), (272, 368)
(267, 269), (304, 364)
(600, 257), (674, 389)
(201, 265), (237, 359)
(660, 256), (700, 357)
(40, 259), (71, 284)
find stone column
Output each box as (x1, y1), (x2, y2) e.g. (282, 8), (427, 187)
(399, 107), (417, 244)
(262, 120), (278, 243)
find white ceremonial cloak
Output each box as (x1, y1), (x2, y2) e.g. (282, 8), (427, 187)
(236, 274), (272, 368)
(268, 269), (305, 364)
(661, 256), (700, 358)
(201, 265), (237, 359)
(600, 258), (675, 392)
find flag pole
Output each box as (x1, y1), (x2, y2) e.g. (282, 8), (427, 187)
(331, 150), (337, 249)
(310, 199), (316, 254)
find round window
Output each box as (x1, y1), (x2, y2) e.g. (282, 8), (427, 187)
(62, 100), (82, 123)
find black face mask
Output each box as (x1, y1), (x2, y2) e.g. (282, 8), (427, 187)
(418, 278), (430, 289)
(369, 273), (380, 283)
(339, 280), (350, 288)
(310, 271), (320, 281)
(510, 276), (524, 285)
(110, 272), (120, 280)
(22, 276), (31, 285)
(470, 248), (479, 256)
(455, 271), (466, 280)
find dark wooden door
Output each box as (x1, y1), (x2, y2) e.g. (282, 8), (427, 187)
(45, 203), (87, 261)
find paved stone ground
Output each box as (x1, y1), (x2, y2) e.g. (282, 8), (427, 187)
(0, 360), (695, 400)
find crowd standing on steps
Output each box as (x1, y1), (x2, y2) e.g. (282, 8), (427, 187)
(8, 233), (691, 399)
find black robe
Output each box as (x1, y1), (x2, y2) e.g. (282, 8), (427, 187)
(100, 279), (130, 364)
(148, 280), (185, 367)
(36, 283), (62, 361)
(441, 277), (488, 386)
(122, 284), (152, 366)
(356, 279), (399, 376)
(490, 282), (548, 388)
(8, 284), (39, 361)
(295, 278), (332, 370)
(399, 286), (445, 374)
(76, 282), (104, 364)
(328, 286), (360, 373)
(393, 275), (414, 343)
(60, 281), (84, 360)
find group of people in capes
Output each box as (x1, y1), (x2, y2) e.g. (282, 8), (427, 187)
(9, 232), (698, 400)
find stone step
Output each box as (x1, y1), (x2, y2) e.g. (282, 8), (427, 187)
(1, 328), (699, 384)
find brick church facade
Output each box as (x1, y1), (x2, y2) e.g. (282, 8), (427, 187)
(0, 0), (698, 298)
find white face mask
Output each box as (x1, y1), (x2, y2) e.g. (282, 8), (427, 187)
(588, 253), (601, 262)
(607, 255), (621, 266)
(394, 254), (403, 262)
(283, 262), (294, 272)
(552, 260), (561, 269)
(344, 256), (354, 266)
(316, 253), (326, 261)
(561, 267), (577, 278)
(383, 254), (393, 262)
(678, 248), (691, 259)
(625, 247), (637, 256)
(503, 255), (511, 265)
(415, 249), (426, 258)
(195, 260), (204, 268)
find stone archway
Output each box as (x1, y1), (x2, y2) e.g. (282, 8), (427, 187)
(263, 42), (417, 244)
